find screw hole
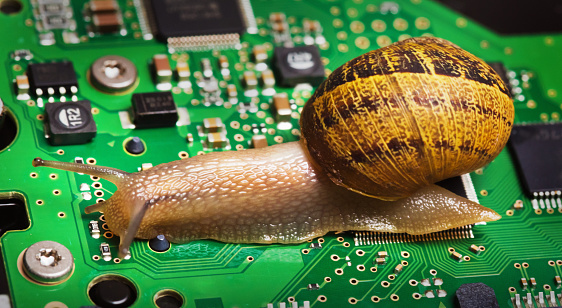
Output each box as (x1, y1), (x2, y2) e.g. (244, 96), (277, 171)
(154, 290), (184, 308)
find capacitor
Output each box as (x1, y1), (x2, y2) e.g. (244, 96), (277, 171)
(201, 58), (213, 78)
(153, 55), (172, 89)
(203, 118), (224, 133)
(16, 75), (30, 97)
(253, 45), (268, 63)
(243, 71), (258, 90)
(262, 69), (276, 88)
(272, 93), (292, 122)
(176, 61), (191, 88)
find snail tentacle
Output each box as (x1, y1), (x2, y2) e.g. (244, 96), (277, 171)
(118, 199), (151, 259)
(33, 157), (129, 186)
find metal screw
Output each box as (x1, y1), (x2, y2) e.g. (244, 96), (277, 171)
(23, 241), (73, 284)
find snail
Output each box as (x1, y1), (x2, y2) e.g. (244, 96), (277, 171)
(33, 37), (513, 258)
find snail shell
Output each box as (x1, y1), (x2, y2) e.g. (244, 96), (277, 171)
(301, 37), (514, 200)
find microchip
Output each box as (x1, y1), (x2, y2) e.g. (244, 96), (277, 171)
(436, 176), (468, 199)
(44, 101), (97, 145)
(131, 91), (178, 129)
(273, 45), (325, 87)
(150, 0), (246, 41)
(509, 123), (562, 197)
(27, 62), (78, 95)
(455, 283), (499, 308)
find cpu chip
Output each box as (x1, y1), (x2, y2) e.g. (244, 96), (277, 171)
(150, 0), (246, 41)
(509, 123), (562, 196)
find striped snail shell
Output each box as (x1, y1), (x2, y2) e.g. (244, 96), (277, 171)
(301, 37), (514, 200)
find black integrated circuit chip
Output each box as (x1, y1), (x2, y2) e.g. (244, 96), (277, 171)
(436, 175), (469, 199)
(27, 62), (78, 95)
(132, 91), (178, 129)
(455, 283), (500, 308)
(150, 0), (246, 41)
(273, 45), (325, 87)
(509, 123), (562, 197)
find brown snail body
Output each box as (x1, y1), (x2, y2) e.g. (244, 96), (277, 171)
(33, 37), (512, 258)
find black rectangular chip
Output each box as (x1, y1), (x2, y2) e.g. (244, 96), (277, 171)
(132, 91), (178, 129)
(151, 0), (246, 41)
(27, 62), (78, 95)
(509, 123), (562, 197)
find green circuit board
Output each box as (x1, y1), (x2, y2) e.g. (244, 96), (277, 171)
(1, 0), (562, 307)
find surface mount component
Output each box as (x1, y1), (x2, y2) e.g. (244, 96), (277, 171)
(251, 135), (268, 148)
(90, 55), (137, 93)
(271, 93), (292, 122)
(44, 101), (97, 145)
(27, 62), (78, 95)
(131, 92), (178, 128)
(152, 54), (172, 89)
(150, 0), (246, 41)
(273, 45), (325, 87)
(509, 123), (562, 196)
(455, 283), (500, 308)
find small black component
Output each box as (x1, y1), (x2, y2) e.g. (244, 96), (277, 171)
(487, 62), (510, 91)
(44, 101), (97, 145)
(88, 279), (137, 308)
(309, 242), (322, 249)
(131, 92), (178, 129)
(125, 137), (145, 154)
(307, 283), (320, 290)
(27, 62), (78, 95)
(455, 283), (499, 308)
(273, 45), (325, 87)
(509, 123), (562, 196)
(150, 0), (246, 41)
(148, 234), (170, 252)
(436, 176), (468, 199)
